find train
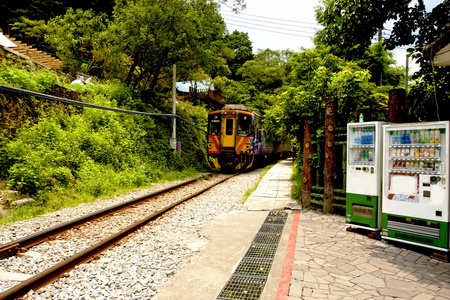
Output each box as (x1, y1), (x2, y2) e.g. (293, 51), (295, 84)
(207, 104), (291, 171)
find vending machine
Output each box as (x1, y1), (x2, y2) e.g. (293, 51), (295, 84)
(381, 121), (449, 251)
(346, 121), (387, 230)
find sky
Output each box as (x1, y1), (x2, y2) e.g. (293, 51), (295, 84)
(220, 0), (444, 73)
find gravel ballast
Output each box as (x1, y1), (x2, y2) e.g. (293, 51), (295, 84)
(0, 169), (265, 299)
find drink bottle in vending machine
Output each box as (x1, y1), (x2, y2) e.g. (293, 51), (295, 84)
(346, 122), (387, 230)
(381, 121), (449, 251)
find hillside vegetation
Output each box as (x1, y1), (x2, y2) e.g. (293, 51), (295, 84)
(0, 50), (209, 223)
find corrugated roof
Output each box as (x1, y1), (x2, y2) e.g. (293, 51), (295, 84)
(176, 80), (213, 93)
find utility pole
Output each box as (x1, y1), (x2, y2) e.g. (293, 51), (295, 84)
(378, 28), (383, 86)
(170, 64), (177, 150)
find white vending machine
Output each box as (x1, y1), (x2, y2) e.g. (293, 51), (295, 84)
(346, 121), (386, 230)
(381, 121), (450, 251)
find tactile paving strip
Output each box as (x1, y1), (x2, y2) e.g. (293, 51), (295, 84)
(217, 210), (288, 300)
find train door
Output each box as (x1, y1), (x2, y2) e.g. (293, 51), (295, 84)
(222, 117), (236, 148)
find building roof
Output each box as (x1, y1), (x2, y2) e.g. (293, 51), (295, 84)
(0, 33), (17, 48)
(423, 29), (450, 66)
(176, 80), (213, 93)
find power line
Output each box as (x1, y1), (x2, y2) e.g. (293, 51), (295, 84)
(222, 12), (321, 31)
(0, 84), (207, 133)
(221, 10), (320, 27)
(222, 16), (318, 34)
(225, 21), (316, 38)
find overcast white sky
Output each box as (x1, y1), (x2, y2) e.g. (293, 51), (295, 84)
(220, 0), (444, 73)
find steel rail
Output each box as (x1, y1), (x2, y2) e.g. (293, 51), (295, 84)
(0, 173), (236, 300)
(0, 174), (211, 259)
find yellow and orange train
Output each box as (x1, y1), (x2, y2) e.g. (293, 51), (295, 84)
(207, 104), (291, 171)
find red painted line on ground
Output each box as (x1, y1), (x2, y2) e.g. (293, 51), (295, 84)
(275, 210), (300, 300)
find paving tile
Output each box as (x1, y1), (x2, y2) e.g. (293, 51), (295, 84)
(377, 287), (417, 298)
(411, 293), (435, 300)
(289, 281), (303, 298)
(351, 273), (386, 288)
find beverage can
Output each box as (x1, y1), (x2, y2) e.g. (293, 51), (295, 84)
(435, 162), (441, 173)
(435, 147), (440, 158)
(435, 129), (441, 144)
(420, 148), (425, 157)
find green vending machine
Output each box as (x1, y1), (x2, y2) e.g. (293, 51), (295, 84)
(346, 121), (387, 231)
(381, 121), (449, 251)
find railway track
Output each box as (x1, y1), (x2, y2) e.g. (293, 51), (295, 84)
(0, 173), (237, 300)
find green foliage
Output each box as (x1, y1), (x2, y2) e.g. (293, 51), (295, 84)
(225, 30), (254, 80)
(237, 49), (290, 92)
(45, 8), (109, 75)
(356, 42), (404, 87)
(385, 1), (450, 121)
(96, 0), (228, 94)
(0, 59), (60, 91)
(11, 17), (48, 38)
(315, 0), (411, 60)
(264, 47), (388, 144)
(2, 79), (207, 201)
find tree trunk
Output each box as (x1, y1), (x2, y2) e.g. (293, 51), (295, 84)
(323, 97), (337, 214)
(301, 118), (313, 208)
(388, 89), (407, 123)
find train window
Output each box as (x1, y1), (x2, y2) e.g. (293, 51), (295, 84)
(225, 119), (234, 135)
(238, 114), (252, 136)
(208, 114), (221, 135)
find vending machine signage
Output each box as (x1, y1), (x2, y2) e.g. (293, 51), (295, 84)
(381, 121), (449, 251)
(346, 122), (387, 230)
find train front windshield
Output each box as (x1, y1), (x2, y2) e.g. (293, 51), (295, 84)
(208, 113), (221, 135)
(238, 114), (252, 136)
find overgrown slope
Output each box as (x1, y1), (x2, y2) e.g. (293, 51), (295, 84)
(0, 51), (209, 223)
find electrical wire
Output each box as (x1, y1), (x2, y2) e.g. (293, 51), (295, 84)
(225, 21), (316, 38)
(222, 12), (321, 31)
(223, 16), (317, 34)
(430, 48), (441, 121)
(0, 84), (207, 133)
(221, 10), (320, 27)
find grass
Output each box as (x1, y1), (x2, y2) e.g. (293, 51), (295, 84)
(242, 163), (274, 203)
(0, 167), (200, 225)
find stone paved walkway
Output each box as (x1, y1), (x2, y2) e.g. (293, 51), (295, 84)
(289, 210), (450, 300)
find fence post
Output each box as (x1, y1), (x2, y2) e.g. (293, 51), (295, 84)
(388, 89), (407, 123)
(324, 97), (337, 214)
(302, 118), (313, 207)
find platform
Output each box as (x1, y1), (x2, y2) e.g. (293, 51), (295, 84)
(154, 159), (450, 300)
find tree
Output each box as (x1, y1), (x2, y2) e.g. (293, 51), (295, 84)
(96, 0), (228, 95)
(385, 1), (450, 121)
(237, 49), (292, 92)
(225, 30), (254, 80)
(315, 0), (413, 61)
(356, 42), (404, 87)
(0, 0), (115, 34)
(46, 8), (108, 75)
(264, 47), (381, 210)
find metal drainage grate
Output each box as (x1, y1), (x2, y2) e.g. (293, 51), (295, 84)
(217, 210), (288, 300)
(252, 232), (281, 245)
(234, 257), (273, 277)
(217, 275), (266, 300)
